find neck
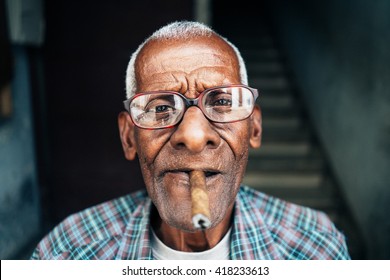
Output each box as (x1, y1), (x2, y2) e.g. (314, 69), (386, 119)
(151, 206), (233, 252)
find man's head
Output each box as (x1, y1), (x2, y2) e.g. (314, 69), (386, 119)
(124, 21), (248, 99)
(118, 21), (261, 232)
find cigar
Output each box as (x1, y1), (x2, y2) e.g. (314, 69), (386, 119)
(190, 170), (211, 230)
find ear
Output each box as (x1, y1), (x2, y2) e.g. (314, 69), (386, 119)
(249, 105), (262, 148)
(118, 111), (137, 160)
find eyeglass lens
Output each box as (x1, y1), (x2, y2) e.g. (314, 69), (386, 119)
(129, 86), (255, 129)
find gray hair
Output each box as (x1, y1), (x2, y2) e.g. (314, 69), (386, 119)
(125, 21), (248, 99)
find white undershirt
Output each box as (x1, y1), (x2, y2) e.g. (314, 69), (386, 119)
(151, 227), (232, 260)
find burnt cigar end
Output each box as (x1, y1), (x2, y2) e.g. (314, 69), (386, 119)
(192, 214), (211, 230)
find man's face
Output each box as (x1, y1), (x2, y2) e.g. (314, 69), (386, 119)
(120, 35), (261, 231)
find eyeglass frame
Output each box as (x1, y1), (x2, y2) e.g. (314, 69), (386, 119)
(123, 84), (259, 129)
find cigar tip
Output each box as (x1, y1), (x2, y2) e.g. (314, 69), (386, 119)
(192, 214), (211, 229)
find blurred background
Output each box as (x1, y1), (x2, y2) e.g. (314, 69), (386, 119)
(0, 0), (389, 259)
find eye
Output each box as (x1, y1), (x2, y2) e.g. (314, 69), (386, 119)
(212, 98), (232, 106)
(130, 93), (185, 127)
(154, 105), (172, 113)
(144, 97), (175, 113)
(205, 91), (232, 107)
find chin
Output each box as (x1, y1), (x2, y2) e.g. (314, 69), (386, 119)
(164, 216), (196, 232)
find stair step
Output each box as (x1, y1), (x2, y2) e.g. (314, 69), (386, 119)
(259, 88), (297, 96)
(262, 116), (302, 130)
(247, 61), (286, 75)
(286, 197), (339, 212)
(250, 76), (290, 91)
(247, 182), (340, 212)
(249, 142), (312, 157)
(261, 110), (305, 127)
(252, 183), (333, 196)
(242, 171), (323, 188)
(261, 126), (311, 142)
(246, 156), (324, 172)
(258, 94), (296, 109)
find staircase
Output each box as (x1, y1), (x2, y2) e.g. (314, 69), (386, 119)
(241, 34), (339, 216)
(213, 13), (365, 259)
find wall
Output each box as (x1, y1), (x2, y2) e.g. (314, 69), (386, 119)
(0, 46), (40, 259)
(267, 0), (390, 259)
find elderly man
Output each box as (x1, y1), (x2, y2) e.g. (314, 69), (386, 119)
(31, 21), (350, 260)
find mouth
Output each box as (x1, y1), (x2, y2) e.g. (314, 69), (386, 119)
(162, 169), (221, 180)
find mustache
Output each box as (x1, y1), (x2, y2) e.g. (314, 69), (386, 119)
(154, 150), (232, 178)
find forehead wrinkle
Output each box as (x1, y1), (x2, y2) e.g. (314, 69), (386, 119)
(138, 71), (185, 91)
(139, 67), (236, 94)
(189, 66), (235, 81)
(145, 51), (231, 74)
(137, 40), (240, 94)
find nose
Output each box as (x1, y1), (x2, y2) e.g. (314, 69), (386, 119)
(170, 107), (221, 153)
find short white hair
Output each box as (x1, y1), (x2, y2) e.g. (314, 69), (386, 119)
(125, 20), (248, 99)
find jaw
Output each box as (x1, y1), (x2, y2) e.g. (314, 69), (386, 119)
(147, 166), (242, 233)
(151, 201), (235, 252)
(138, 136), (249, 232)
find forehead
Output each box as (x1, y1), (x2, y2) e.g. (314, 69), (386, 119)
(134, 35), (240, 90)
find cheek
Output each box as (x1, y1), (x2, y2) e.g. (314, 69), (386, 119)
(134, 130), (173, 193)
(215, 121), (251, 160)
(135, 129), (171, 166)
(208, 179), (240, 224)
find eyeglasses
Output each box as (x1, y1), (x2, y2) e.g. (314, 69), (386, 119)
(123, 84), (259, 129)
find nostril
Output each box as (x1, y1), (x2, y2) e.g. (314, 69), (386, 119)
(175, 142), (186, 149)
(207, 140), (215, 146)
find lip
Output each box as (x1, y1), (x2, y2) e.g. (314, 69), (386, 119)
(162, 168), (222, 177)
(161, 168), (223, 185)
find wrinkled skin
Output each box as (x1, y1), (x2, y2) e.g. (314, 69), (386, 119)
(118, 34), (262, 251)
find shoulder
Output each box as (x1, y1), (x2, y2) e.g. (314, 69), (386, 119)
(31, 190), (149, 259)
(237, 186), (350, 259)
(238, 186), (335, 232)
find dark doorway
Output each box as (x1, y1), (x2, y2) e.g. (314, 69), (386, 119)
(35, 0), (193, 231)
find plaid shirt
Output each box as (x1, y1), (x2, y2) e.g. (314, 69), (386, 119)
(31, 186), (350, 260)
